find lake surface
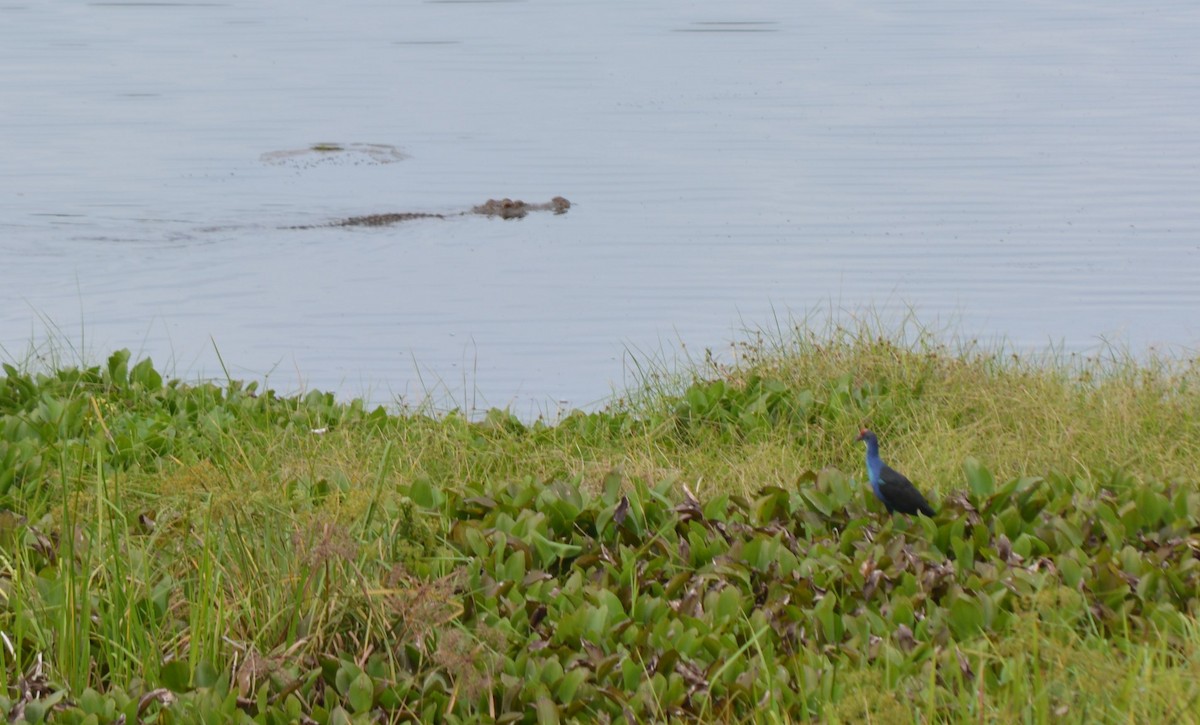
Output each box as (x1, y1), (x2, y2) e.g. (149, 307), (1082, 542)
(3, 1), (1199, 415)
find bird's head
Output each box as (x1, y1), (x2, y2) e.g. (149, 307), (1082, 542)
(856, 428), (875, 444)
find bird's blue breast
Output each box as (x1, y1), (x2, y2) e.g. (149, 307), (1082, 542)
(865, 449), (886, 503)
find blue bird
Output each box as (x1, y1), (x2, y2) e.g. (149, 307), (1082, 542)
(856, 428), (936, 516)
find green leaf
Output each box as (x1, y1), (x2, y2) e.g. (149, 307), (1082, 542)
(621, 656), (641, 691)
(1052, 518), (1084, 549)
(1136, 488), (1171, 528)
(813, 592), (842, 643)
(79, 688), (105, 715)
(948, 596), (984, 639)
(107, 349), (131, 388)
(889, 596), (914, 627)
(194, 660), (222, 689)
(349, 671), (375, 713)
(714, 586), (743, 622)
(335, 662), (362, 696)
(601, 470), (623, 505)
(160, 659), (192, 692)
(529, 530), (582, 565)
(23, 690), (66, 724)
(556, 667), (588, 703)
(130, 357), (163, 391)
(963, 457), (995, 500)
(799, 488), (833, 517)
(1058, 556), (1084, 588)
(535, 695), (561, 725)
(409, 478), (442, 509)
(703, 494), (729, 521)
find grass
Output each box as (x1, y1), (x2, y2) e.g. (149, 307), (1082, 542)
(0, 317), (1198, 723)
(613, 313), (1200, 494)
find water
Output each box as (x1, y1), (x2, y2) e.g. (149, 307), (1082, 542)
(3, 1), (1199, 414)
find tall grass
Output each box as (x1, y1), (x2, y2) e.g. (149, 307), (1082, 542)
(610, 312), (1200, 496)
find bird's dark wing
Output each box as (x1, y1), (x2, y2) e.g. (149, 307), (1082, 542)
(878, 465), (915, 489)
(879, 465), (936, 516)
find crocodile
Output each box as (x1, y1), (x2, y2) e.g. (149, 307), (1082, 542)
(288, 196), (571, 229)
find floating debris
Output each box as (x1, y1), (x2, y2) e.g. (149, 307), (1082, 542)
(260, 142), (409, 169)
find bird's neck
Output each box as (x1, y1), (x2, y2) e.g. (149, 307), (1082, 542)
(864, 440), (884, 481)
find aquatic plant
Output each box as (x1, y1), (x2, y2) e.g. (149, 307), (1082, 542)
(0, 340), (1198, 722)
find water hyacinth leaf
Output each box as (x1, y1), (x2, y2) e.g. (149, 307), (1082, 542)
(813, 592), (842, 643)
(333, 665), (355, 697)
(1136, 488), (1172, 528)
(741, 535), (776, 571)
(796, 469), (819, 487)
(1174, 489), (1200, 522)
(595, 587), (625, 618)
(825, 476), (858, 510)
(621, 657), (641, 691)
(703, 493), (730, 521)
(1051, 518), (1083, 549)
(963, 457), (995, 500)
(409, 478), (443, 510)
(948, 596), (984, 639)
(78, 688), (104, 716)
(107, 349), (131, 388)
(129, 356), (163, 390)
(503, 551), (526, 585)
(952, 537), (974, 567)
(189, 661), (223, 692)
(987, 475), (1037, 515)
(20, 698), (50, 724)
(889, 596), (915, 627)
(754, 487), (789, 523)
(461, 526), (490, 559)
(327, 706), (353, 725)
(650, 477), (677, 507)
(1013, 533), (1046, 558)
(1094, 502), (1125, 546)
(504, 479), (539, 510)
(1136, 569), (1163, 602)
(622, 488), (646, 537)
(664, 570), (694, 599)
(600, 469), (624, 505)
(585, 605), (610, 640)
(728, 494), (752, 515)
(915, 514), (938, 541)
(1118, 545), (1145, 575)
(556, 667), (589, 704)
(539, 658), (566, 687)
(1057, 555), (1084, 588)
(715, 586), (744, 623)
(799, 488), (834, 517)
(995, 506), (1024, 540)
(160, 659), (191, 693)
(529, 530), (582, 565)
(971, 521), (990, 550)
(462, 496), (498, 516)
(540, 481), (584, 519)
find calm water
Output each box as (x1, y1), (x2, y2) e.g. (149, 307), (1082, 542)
(3, 1), (1199, 413)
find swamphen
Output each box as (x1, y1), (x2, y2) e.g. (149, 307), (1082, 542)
(856, 429), (936, 516)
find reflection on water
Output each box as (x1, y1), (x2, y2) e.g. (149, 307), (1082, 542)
(1, 1), (1198, 414)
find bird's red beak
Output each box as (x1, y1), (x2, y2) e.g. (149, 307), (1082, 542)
(856, 428), (868, 441)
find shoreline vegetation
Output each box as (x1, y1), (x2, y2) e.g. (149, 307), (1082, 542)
(1, 319), (1199, 722)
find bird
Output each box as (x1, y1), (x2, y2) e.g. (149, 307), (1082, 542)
(856, 428), (936, 516)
